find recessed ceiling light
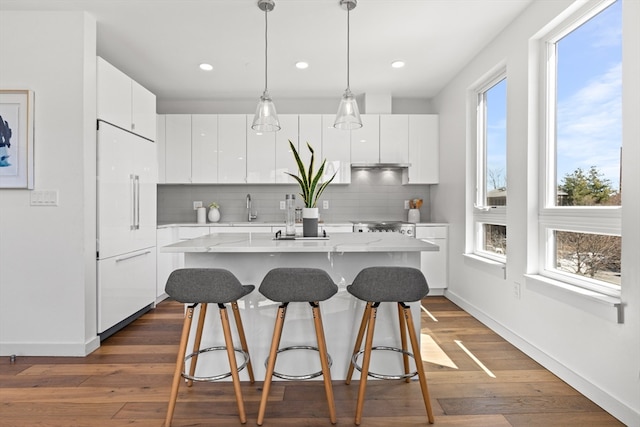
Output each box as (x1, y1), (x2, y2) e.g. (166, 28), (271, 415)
(391, 60), (405, 69)
(295, 61), (309, 69)
(199, 63), (213, 71)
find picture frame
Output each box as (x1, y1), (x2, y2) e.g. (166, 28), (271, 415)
(0, 90), (35, 189)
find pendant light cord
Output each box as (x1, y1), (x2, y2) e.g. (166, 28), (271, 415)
(346, 5), (350, 91)
(264, 7), (268, 93)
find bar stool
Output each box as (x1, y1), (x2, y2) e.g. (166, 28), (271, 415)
(345, 266), (435, 425)
(257, 268), (338, 426)
(164, 268), (255, 426)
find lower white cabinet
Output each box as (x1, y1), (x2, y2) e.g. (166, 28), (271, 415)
(416, 225), (448, 293)
(98, 248), (156, 333)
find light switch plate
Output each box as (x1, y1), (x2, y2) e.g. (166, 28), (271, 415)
(30, 190), (58, 206)
(323, 200), (329, 209)
(193, 201), (203, 210)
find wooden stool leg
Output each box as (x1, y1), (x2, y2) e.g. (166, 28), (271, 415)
(346, 302), (372, 384)
(231, 301), (255, 384)
(187, 303), (207, 387)
(397, 303), (411, 383)
(220, 304), (247, 424)
(257, 304), (287, 426)
(312, 302), (337, 424)
(355, 303), (378, 426)
(402, 304), (435, 424)
(165, 304), (195, 427)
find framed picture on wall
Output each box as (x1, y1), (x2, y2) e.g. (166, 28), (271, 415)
(0, 90), (35, 189)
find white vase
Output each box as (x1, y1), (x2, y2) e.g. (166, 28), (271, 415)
(302, 207), (319, 237)
(208, 207), (220, 223)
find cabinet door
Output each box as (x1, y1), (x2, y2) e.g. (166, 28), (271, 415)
(156, 115), (166, 183)
(218, 115), (247, 183)
(247, 114), (276, 183)
(97, 57), (132, 130)
(350, 114), (379, 163)
(380, 114), (408, 163)
(156, 228), (178, 300)
(131, 81), (157, 141)
(133, 135), (157, 251)
(407, 115), (439, 184)
(191, 114), (218, 183)
(165, 114), (192, 183)
(275, 114), (299, 183)
(417, 226), (447, 290)
(298, 114), (322, 167)
(322, 115), (351, 184)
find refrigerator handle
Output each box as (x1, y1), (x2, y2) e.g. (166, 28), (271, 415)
(130, 174), (136, 230)
(135, 175), (140, 230)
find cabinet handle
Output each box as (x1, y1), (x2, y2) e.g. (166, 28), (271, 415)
(130, 174), (136, 230)
(135, 175), (140, 230)
(115, 250), (151, 262)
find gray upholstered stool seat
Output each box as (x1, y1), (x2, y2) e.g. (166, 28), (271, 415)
(164, 268), (255, 426)
(346, 266), (435, 426)
(257, 268), (338, 426)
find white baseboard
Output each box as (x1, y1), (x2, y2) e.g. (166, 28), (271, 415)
(443, 289), (639, 427)
(1, 335), (101, 357)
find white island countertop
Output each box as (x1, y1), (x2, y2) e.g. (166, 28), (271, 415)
(161, 231), (439, 254)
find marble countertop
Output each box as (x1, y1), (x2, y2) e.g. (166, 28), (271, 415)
(157, 221), (448, 228)
(161, 232), (439, 253)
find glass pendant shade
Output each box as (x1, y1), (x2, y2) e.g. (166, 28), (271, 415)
(252, 90), (280, 132)
(334, 88), (362, 130)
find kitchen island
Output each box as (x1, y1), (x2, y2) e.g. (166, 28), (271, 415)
(162, 232), (438, 380)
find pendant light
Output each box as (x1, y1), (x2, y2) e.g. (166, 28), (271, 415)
(334, 0), (362, 130)
(252, 0), (281, 132)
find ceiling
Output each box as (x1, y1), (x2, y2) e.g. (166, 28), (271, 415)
(1, 0), (533, 102)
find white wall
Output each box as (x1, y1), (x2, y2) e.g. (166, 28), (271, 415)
(432, 0), (639, 425)
(0, 11), (99, 356)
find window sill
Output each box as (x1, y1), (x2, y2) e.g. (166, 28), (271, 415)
(524, 274), (623, 323)
(463, 253), (506, 279)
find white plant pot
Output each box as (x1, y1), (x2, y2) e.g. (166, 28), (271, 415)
(302, 207), (319, 237)
(208, 207), (221, 223)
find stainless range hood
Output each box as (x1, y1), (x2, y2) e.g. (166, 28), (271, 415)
(350, 162), (411, 169)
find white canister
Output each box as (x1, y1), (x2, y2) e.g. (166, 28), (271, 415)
(196, 207), (206, 224)
(408, 208), (420, 223)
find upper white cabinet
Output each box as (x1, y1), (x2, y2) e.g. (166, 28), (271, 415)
(298, 114), (323, 167)
(97, 57), (156, 141)
(350, 115), (379, 163)
(218, 115), (247, 183)
(246, 115), (276, 183)
(191, 115), (218, 183)
(275, 115), (299, 183)
(164, 114), (192, 183)
(406, 114), (439, 184)
(321, 115), (351, 184)
(157, 115), (166, 183)
(380, 114), (409, 163)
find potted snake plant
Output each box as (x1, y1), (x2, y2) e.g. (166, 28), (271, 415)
(285, 140), (336, 237)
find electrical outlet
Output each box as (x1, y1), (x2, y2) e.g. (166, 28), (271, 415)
(404, 200), (410, 209)
(193, 201), (203, 210)
(323, 200), (329, 209)
(279, 201), (286, 210)
(513, 282), (521, 300)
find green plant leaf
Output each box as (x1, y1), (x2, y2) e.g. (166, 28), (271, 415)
(286, 140), (334, 208)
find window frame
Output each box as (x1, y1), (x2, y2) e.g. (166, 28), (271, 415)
(473, 70), (508, 263)
(538, 0), (622, 297)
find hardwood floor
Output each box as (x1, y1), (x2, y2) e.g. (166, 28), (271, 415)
(0, 297), (624, 426)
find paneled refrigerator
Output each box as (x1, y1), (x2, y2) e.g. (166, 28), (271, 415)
(97, 120), (157, 335)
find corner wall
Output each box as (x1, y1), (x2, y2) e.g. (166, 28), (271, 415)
(432, 0), (639, 424)
(0, 11), (98, 356)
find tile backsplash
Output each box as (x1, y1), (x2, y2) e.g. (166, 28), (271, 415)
(157, 169), (431, 224)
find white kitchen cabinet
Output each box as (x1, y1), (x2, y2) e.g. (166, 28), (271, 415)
(350, 114), (379, 163)
(164, 114), (192, 183)
(97, 57), (156, 141)
(380, 114), (409, 163)
(156, 115), (166, 183)
(275, 115), (299, 183)
(192, 115), (218, 183)
(322, 115), (351, 184)
(298, 114), (323, 167)
(218, 115), (247, 183)
(416, 225), (448, 293)
(247, 115), (276, 183)
(406, 115), (439, 184)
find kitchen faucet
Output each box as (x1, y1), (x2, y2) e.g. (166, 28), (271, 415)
(246, 194), (257, 222)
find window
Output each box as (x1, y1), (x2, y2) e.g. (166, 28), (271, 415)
(474, 74), (507, 262)
(540, 0), (622, 295)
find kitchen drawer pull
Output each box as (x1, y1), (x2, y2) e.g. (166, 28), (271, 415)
(115, 250), (151, 262)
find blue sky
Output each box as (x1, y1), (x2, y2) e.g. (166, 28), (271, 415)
(485, 0), (622, 192)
